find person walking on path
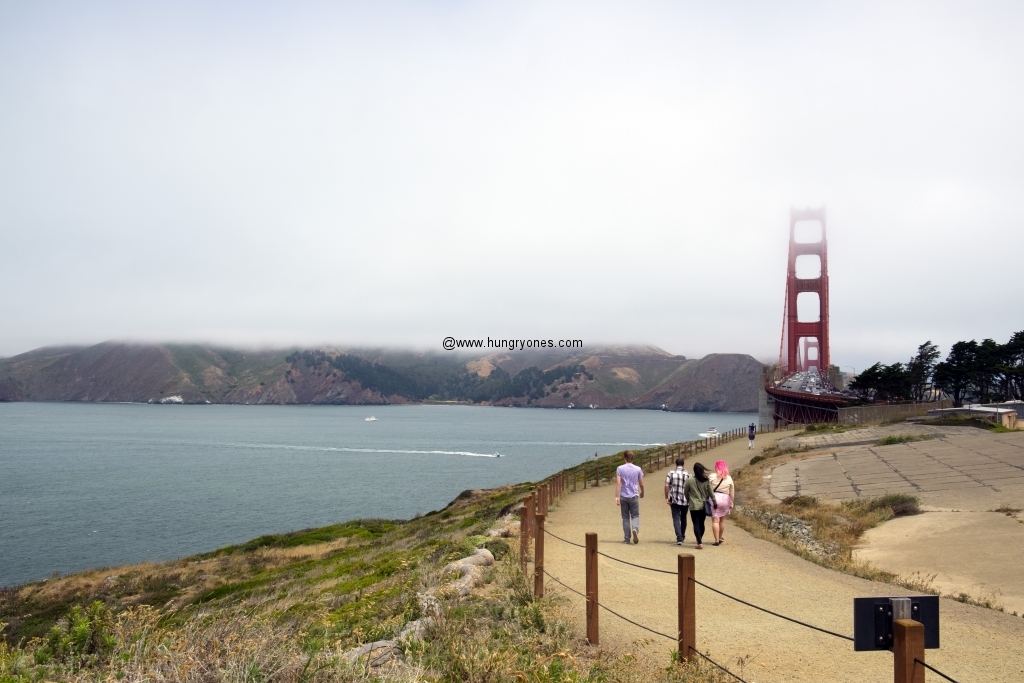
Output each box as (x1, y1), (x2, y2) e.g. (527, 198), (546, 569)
(748, 422), (756, 449)
(684, 462), (714, 549)
(664, 458), (690, 545)
(709, 460), (735, 546)
(615, 450), (645, 544)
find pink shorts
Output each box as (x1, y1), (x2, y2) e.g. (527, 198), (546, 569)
(711, 492), (731, 518)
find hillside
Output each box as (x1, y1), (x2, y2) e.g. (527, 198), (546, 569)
(0, 342), (761, 411)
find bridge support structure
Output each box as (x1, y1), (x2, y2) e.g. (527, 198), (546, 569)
(782, 207), (829, 375)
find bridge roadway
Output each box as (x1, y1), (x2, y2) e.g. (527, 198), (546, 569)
(540, 431), (1024, 683)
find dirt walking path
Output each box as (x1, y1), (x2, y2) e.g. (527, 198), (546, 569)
(542, 433), (1024, 682)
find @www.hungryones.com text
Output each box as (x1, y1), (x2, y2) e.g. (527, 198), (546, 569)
(443, 337), (583, 351)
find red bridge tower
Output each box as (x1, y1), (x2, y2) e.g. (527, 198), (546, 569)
(781, 207), (829, 375)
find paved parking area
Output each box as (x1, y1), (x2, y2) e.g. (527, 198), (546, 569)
(769, 430), (1024, 510)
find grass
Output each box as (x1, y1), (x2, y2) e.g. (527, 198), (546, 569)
(748, 443), (813, 465)
(919, 415), (1013, 433)
(0, 444), (739, 683)
(992, 504), (1022, 517)
(876, 434), (934, 446)
(793, 423), (856, 436)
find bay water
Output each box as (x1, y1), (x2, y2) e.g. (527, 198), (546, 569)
(0, 403), (754, 587)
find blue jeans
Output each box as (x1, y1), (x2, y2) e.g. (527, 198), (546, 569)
(670, 503), (688, 542)
(620, 496), (639, 541)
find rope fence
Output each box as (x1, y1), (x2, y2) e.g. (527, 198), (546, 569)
(692, 579), (854, 642)
(916, 658), (960, 683)
(545, 526), (854, 642)
(519, 432), (963, 683)
(541, 567), (748, 683)
(688, 647), (750, 683)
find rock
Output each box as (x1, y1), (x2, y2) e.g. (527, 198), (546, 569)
(487, 520), (520, 537)
(417, 592), (441, 618)
(342, 640), (402, 667)
(736, 506), (838, 560)
(441, 548), (495, 596)
(442, 548), (494, 572)
(398, 617), (433, 641)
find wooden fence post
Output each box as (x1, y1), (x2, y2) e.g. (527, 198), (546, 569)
(586, 532), (598, 645)
(534, 513), (546, 598)
(524, 494), (534, 547)
(678, 553), (695, 663)
(540, 484), (548, 516)
(519, 505), (529, 575)
(893, 619), (924, 683)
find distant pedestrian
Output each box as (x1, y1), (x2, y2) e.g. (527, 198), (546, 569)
(664, 458), (690, 545)
(684, 462), (714, 549)
(748, 422), (756, 449)
(709, 460), (735, 546)
(615, 450), (645, 544)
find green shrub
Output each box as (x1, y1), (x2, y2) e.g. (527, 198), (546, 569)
(483, 539), (511, 560)
(877, 434), (933, 446)
(782, 495), (818, 508)
(33, 602), (115, 669)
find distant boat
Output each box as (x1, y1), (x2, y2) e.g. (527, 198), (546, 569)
(698, 427), (719, 438)
(365, 416), (378, 422)
(493, 452), (501, 458)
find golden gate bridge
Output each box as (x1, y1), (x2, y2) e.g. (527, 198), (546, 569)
(763, 207), (855, 425)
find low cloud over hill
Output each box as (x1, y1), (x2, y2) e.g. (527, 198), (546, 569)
(0, 343), (761, 412)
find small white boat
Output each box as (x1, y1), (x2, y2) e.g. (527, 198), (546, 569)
(493, 452), (501, 458)
(698, 427), (719, 439)
(364, 416), (378, 422)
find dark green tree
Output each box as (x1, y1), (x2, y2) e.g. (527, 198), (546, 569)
(973, 338), (1004, 403)
(849, 362), (911, 402)
(933, 341), (978, 407)
(1005, 331), (1024, 400)
(906, 341), (940, 402)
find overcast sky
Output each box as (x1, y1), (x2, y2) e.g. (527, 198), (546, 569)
(1, 1), (1021, 372)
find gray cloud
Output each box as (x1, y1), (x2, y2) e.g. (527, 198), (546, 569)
(1, 1), (1022, 371)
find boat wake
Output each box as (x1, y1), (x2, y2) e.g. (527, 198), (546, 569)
(228, 442), (499, 458)
(521, 441), (667, 447)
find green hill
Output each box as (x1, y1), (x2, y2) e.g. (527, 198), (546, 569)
(0, 342), (762, 412)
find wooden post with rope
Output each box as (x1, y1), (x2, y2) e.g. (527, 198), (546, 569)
(586, 532), (599, 645)
(534, 513), (545, 598)
(678, 554), (695, 663)
(893, 617), (925, 683)
(518, 505), (528, 575)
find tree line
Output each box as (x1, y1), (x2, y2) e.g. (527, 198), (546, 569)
(849, 331), (1024, 406)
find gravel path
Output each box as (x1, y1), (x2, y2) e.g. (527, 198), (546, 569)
(542, 434), (1024, 682)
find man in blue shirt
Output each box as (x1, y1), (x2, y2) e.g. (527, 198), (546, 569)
(615, 450), (645, 544)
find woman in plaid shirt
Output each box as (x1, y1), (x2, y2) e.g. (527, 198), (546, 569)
(664, 459), (690, 545)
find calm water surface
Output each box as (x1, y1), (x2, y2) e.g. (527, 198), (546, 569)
(0, 403), (753, 586)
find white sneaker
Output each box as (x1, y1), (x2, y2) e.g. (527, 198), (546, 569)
(631, 528), (639, 544)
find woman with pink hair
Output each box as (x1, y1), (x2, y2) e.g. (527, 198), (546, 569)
(708, 460), (734, 546)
